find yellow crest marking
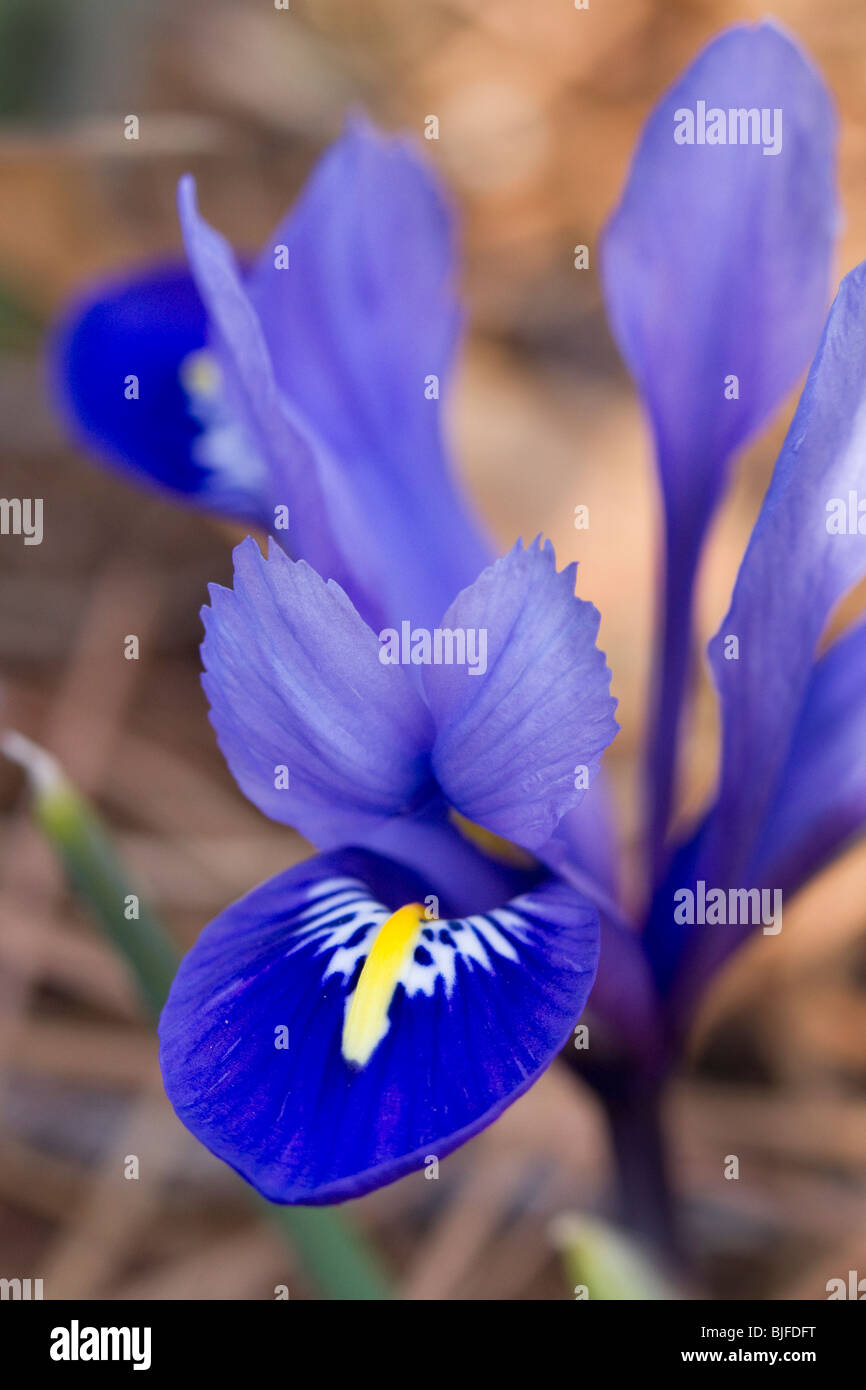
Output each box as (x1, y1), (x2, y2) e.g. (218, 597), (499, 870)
(341, 902), (426, 1068)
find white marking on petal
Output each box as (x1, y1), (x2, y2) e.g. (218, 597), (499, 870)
(289, 878), (535, 1007)
(180, 348), (270, 503)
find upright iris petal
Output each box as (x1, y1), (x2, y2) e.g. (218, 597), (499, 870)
(177, 177), (373, 616)
(602, 21), (838, 860)
(51, 121), (491, 635)
(750, 620), (866, 897)
(201, 536), (435, 848)
(645, 260), (866, 1008)
(159, 850), (599, 1204)
(699, 261), (866, 890)
(425, 541), (618, 850)
(245, 117), (491, 632)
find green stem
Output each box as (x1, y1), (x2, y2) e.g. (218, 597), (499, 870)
(264, 1203), (393, 1301)
(4, 732), (395, 1300)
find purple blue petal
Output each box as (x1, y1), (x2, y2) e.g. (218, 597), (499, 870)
(602, 21), (838, 856)
(246, 117), (492, 631)
(698, 261), (866, 887)
(50, 265), (221, 503)
(158, 849), (599, 1203)
(201, 538), (434, 848)
(424, 539), (619, 851)
(750, 617), (866, 896)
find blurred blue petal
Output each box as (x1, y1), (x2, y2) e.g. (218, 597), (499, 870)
(698, 261), (866, 888)
(177, 176), (374, 609)
(604, 22), (836, 487)
(246, 117), (492, 630)
(602, 21), (838, 857)
(201, 538), (434, 848)
(750, 618), (866, 895)
(178, 116), (494, 632)
(51, 265), (228, 505)
(588, 916), (665, 1066)
(546, 787), (621, 902)
(645, 263), (866, 1013)
(642, 826), (701, 998)
(424, 540), (619, 851)
(159, 849), (598, 1203)
(55, 123), (492, 634)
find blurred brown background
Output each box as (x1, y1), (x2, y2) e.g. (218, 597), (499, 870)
(1, 0), (865, 1300)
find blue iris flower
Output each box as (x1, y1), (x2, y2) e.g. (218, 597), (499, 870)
(53, 21), (866, 1222)
(160, 533), (618, 1203)
(53, 107), (623, 1203)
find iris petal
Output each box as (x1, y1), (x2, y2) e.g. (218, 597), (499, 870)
(661, 620), (866, 1021)
(602, 21), (838, 855)
(51, 265), (221, 503)
(54, 122), (490, 635)
(177, 177), (372, 610)
(604, 21), (836, 495)
(699, 261), (866, 887)
(350, 811), (540, 917)
(749, 620), (866, 896)
(545, 792), (620, 902)
(645, 262), (866, 1011)
(158, 849), (599, 1203)
(201, 537), (434, 847)
(245, 116), (492, 631)
(425, 539), (619, 851)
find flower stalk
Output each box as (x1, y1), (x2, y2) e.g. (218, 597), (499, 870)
(600, 1077), (680, 1268)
